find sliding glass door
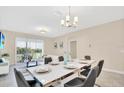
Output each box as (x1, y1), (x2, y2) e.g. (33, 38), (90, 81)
(16, 38), (43, 63)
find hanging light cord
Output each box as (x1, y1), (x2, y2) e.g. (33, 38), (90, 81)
(69, 6), (71, 17)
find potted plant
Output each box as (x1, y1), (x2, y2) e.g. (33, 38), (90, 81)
(1, 53), (10, 61)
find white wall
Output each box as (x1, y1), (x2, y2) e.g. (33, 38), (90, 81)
(50, 19), (124, 72)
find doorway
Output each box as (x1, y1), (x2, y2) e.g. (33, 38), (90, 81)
(70, 41), (77, 59)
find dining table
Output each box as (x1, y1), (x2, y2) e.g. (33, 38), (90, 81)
(26, 59), (96, 87)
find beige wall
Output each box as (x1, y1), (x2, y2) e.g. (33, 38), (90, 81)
(50, 19), (124, 72)
(1, 19), (124, 72)
(0, 30), (53, 65)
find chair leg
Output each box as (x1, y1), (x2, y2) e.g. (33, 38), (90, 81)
(36, 61), (38, 66)
(26, 62), (29, 68)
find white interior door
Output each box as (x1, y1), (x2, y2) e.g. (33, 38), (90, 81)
(70, 41), (77, 59)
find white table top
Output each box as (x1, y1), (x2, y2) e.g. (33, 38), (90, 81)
(27, 59), (96, 86)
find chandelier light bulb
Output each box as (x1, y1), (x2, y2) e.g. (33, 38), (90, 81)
(66, 15), (70, 22)
(74, 16), (78, 23)
(65, 22), (69, 27)
(73, 22), (77, 27)
(61, 19), (65, 26)
(40, 31), (46, 34)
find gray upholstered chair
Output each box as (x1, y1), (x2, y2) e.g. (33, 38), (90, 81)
(84, 55), (91, 60)
(81, 60), (104, 77)
(97, 60), (104, 77)
(58, 56), (64, 62)
(64, 66), (99, 87)
(26, 61), (38, 68)
(14, 68), (42, 87)
(81, 60), (104, 87)
(26, 55), (38, 68)
(82, 55), (91, 73)
(44, 57), (52, 64)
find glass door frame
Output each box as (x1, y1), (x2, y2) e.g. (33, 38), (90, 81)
(15, 37), (44, 63)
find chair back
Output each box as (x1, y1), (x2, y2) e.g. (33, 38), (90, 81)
(97, 60), (104, 77)
(83, 66), (99, 87)
(28, 55), (32, 61)
(84, 55), (91, 60)
(58, 56), (64, 61)
(14, 68), (30, 87)
(44, 57), (52, 64)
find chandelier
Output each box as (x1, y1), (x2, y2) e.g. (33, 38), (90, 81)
(61, 6), (78, 28)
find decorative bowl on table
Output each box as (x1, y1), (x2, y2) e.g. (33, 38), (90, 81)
(78, 61), (88, 64)
(35, 66), (51, 73)
(64, 64), (77, 69)
(50, 62), (60, 65)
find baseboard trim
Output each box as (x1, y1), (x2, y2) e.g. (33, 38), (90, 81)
(103, 68), (124, 75)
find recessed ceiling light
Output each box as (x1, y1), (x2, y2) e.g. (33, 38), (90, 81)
(40, 30), (47, 34)
(36, 27), (49, 34)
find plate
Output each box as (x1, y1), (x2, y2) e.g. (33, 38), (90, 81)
(35, 66), (51, 73)
(80, 59), (87, 60)
(64, 64), (77, 69)
(79, 61), (88, 64)
(50, 62), (59, 65)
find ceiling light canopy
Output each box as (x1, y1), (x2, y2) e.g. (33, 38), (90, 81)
(36, 27), (49, 34)
(61, 6), (79, 28)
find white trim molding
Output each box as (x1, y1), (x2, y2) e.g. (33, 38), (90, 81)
(103, 68), (124, 75)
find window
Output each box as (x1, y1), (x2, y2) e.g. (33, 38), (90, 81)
(16, 38), (43, 63)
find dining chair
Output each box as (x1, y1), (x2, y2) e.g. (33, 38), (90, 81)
(14, 68), (42, 87)
(24, 55), (38, 68)
(83, 55), (91, 71)
(26, 61), (38, 68)
(58, 56), (64, 62)
(97, 60), (104, 77)
(80, 55), (92, 76)
(64, 66), (99, 87)
(81, 60), (104, 86)
(84, 55), (91, 60)
(44, 57), (52, 64)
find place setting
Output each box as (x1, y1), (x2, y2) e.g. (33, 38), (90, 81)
(77, 59), (95, 64)
(35, 66), (51, 73)
(49, 61), (60, 65)
(63, 63), (78, 69)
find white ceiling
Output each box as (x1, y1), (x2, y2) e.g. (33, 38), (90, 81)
(0, 6), (124, 38)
